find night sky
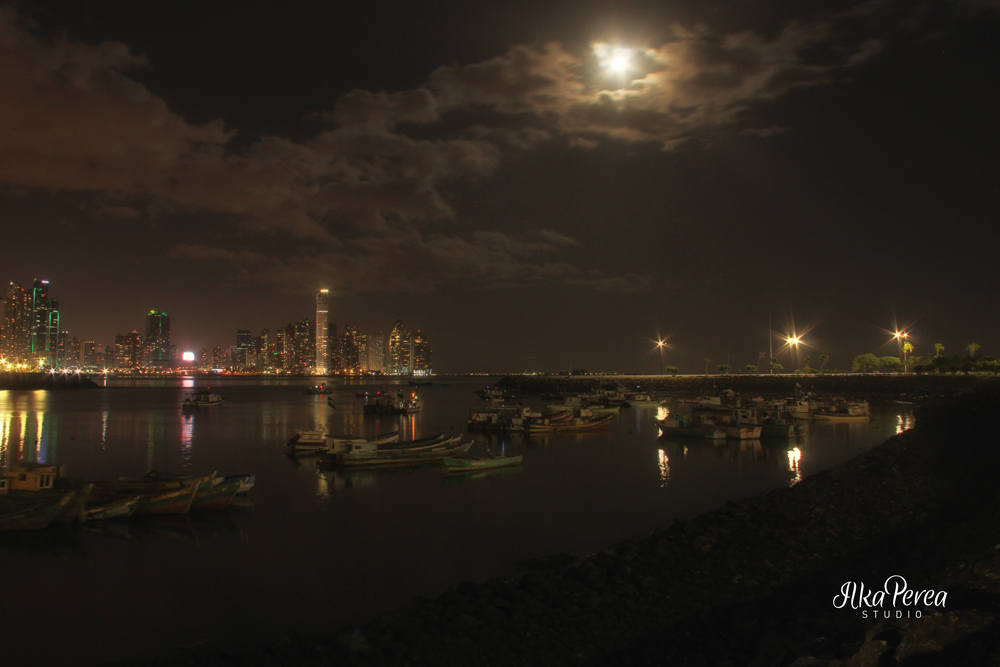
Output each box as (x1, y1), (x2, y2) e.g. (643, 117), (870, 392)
(1, 1), (997, 373)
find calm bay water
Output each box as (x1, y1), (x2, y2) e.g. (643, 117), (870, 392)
(0, 377), (914, 666)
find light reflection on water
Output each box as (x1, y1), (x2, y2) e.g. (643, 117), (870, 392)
(0, 380), (921, 667)
(787, 446), (803, 486)
(657, 449), (670, 488)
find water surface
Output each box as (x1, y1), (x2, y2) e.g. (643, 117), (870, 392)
(0, 377), (914, 666)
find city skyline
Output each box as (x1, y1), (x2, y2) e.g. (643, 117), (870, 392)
(0, 2), (997, 373)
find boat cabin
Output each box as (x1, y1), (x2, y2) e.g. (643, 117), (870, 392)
(7, 462), (66, 491)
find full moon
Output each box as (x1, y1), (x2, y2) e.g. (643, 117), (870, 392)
(612, 56), (626, 71)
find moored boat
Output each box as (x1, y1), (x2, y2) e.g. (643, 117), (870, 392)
(303, 383), (335, 395)
(85, 495), (141, 521)
(443, 454), (522, 474)
(0, 492), (77, 531)
(191, 479), (243, 511)
(182, 389), (226, 407)
(655, 416), (727, 440)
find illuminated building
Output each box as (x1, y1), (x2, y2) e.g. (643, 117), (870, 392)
(212, 346), (226, 369)
(145, 310), (171, 370)
(286, 319), (315, 373)
(388, 319), (410, 375)
(368, 331), (385, 373)
(236, 329), (253, 370)
(411, 331), (433, 376)
(316, 289), (329, 374)
(114, 330), (143, 371)
(356, 333), (368, 372)
(30, 279), (59, 367)
(1, 281), (32, 364)
(340, 325), (361, 374)
(81, 341), (97, 368)
(62, 334), (81, 368)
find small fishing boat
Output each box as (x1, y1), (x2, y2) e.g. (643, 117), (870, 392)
(812, 400), (871, 422)
(182, 390), (226, 407)
(192, 479), (243, 511)
(443, 454), (522, 474)
(223, 474), (256, 495)
(303, 383), (335, 395)
(655, 416), (727, 440)
(132, 484), (199, 515)
(0, 492), (77, 531)
(85, 495), (141, 521)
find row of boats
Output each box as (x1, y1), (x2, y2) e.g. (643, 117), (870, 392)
(287, 423), (523, 474)
(0, 462), (254, 532)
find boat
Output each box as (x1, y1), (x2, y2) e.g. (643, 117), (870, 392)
(760, 409), (809, 438)
(443, 454), (522, 474)
(623, 393), (660, 407)
(655, 416), (727, 440)
(303, 383), (335, 395)
(143, 471), (222, 492)
(223, 474), (256, 495)
(320, 436), (472, 468)
(0, 492), (77, 531)
(84, 495), (141, 521)
(132, 484), (200, 515)
(182, 389), (226, 407)
(812, 400), (871, 422)
(525, 414), (614, 433)
(191, 479), (243, 511)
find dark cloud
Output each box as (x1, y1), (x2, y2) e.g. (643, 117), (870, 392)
(0, 4), (885, 294)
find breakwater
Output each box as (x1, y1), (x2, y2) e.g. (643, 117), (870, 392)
(0, 371), (99, 390)
(126, 385), (1000, 666)
(498, 373), (997, 402)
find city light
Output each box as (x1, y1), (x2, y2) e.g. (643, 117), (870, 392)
(182, 351), (195, 362)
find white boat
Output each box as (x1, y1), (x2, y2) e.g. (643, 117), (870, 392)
(182, 390), (225, 407)
(624, 393), (660, 407)
(812, 401), (871, 422)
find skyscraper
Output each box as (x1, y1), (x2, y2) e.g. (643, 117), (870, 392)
(30, 279), (59, 367)
(1, 282), (31, 364)
(316, 289), (329, 374)
(388, 319), (410, 375)
(236, 329), (253, 370)
(412, 331), (433, 376)
(146, 310), (171, 370)
(114, 330), (143, 371)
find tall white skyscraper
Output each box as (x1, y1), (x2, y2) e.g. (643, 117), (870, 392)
(315, 289), (329, 374)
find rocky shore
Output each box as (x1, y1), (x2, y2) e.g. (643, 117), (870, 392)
(116, 385), (1000, 667)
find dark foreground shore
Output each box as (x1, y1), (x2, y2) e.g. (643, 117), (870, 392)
(114, 386), (1000, 667)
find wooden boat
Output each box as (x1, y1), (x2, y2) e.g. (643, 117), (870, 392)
(85, 495), (141, 521)
(223, 473), (256, 495)
(548, 414), (614, 432)
(0, 492), (77, 531)
(191, 479), (242, 511)
(655, 417), (727, 440)
(333, 440), (474, 469)
(144, 471), (222, 492)
(812, 401), (871, 422)
(182, 390), (226, 407)
(325, 430), (400, 446)
(112, 472), (219, 493)
(133, 484), (199, 515)
(443, 454), (522, 474)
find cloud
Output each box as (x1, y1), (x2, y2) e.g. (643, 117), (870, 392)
(0, 5), (889, 293)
